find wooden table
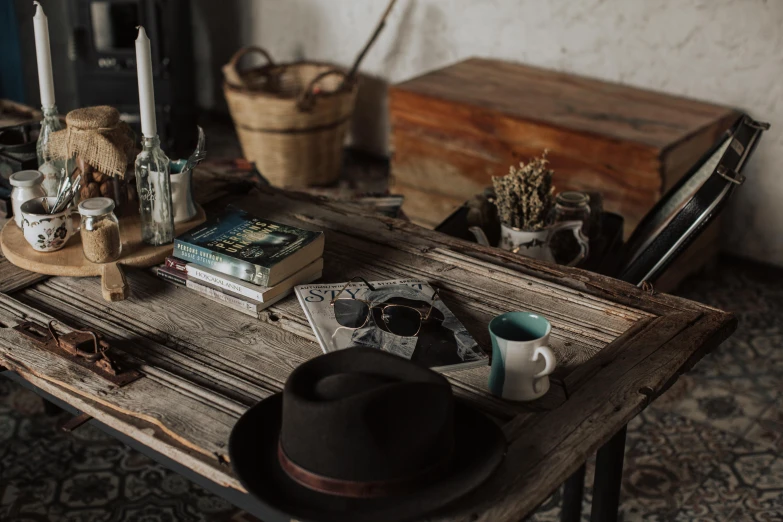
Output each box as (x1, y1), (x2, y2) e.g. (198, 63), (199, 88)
(0, 169), (736, 522)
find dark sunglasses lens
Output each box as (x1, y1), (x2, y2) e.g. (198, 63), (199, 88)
(383, 306), (421, 336)
(334, 299), (370, 328)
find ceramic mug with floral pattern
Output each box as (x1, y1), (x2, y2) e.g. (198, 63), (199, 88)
(20, 197), (79, 252)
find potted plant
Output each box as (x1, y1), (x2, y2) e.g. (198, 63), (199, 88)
(491, 153), (588, 265)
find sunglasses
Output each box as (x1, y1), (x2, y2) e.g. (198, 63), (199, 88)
(330, 276), (440, 337)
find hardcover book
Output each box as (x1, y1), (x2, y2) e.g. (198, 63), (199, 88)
(173, 205), (324, 286)
(156, 265), (186, 285)
(155, 266), (308, 317)
(168, 256), (324, 303)
(295, 279), (488, 372)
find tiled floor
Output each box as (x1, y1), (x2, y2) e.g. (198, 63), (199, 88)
(529, 257), (783, 522)
(1, 256), (781, 521)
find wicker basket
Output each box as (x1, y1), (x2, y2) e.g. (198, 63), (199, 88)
(222, 47), (358, 188)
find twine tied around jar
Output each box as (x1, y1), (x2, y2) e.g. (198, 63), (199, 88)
(47, 106), (136, 178)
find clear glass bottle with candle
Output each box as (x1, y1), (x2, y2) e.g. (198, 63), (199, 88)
(36, 106), (70, 197)
(33, 2), (68, 197)
(135, 135), (174, 245)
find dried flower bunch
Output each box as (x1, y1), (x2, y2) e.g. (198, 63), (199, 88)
(492, 152), (556, 231)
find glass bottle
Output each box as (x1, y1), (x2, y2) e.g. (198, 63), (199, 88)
(135, 135), (174, 245)
(36, 105), (71, 197)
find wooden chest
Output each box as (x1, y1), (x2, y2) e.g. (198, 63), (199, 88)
(389, 58), (740, 235)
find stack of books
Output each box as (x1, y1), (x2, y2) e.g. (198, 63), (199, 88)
(156, 205), (324, 318)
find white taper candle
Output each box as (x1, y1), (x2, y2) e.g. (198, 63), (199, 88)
(32, 1), (55, 108)
(135, 26), (157, 138)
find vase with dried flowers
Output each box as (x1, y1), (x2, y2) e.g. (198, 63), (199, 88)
(491, 153), (588, 265)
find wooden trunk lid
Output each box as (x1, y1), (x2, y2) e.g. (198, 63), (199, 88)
(389, 58), (740, 231)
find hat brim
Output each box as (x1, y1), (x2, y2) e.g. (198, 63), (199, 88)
(229, 393), (506, 522)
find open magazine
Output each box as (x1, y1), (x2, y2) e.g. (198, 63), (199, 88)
(295, 278), (488, 372)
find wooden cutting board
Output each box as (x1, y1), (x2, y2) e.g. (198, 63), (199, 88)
(0, 206), (206, 301)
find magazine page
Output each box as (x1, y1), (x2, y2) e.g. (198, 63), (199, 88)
(295, 279), (487, 371)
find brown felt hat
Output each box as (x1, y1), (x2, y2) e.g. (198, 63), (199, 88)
(229, 347), (506, 522)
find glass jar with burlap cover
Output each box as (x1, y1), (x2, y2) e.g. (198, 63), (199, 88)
(47, 106), (139, 216)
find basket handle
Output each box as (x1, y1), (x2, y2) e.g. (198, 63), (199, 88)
(222, 46), (276, 87)
(296, 69), (350, 111)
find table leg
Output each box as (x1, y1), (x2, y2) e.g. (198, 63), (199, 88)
(590, 425), (628, 522)
(43, 398), (63, 416)
(561, 464), (585, 522)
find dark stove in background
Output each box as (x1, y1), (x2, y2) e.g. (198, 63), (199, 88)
(0, 123), (38, 217)
(68, 0), (196, 157)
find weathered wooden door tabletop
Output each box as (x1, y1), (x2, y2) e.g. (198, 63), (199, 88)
(0, 169), (736, 522)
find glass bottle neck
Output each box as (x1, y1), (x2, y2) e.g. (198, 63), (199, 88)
(41, 106), (59, 119)
(141, 135), (161, 150)
(40, 106), (61, 129)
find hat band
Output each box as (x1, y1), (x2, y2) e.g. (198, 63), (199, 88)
(277, 440), (452, 499)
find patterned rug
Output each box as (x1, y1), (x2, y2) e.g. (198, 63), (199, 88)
(1, 256), (781, 522)
(0, 378), (258, 522)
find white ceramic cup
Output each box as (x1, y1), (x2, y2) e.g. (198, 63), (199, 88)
(20, 197), (79, 252)
(488, 312), (557, 401)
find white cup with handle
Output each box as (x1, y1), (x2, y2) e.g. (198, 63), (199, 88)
(488, 311), (557, 401)
(20, 197), (80, 252)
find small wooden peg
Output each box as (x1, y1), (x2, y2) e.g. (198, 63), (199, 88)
(101, 262), (129, 302)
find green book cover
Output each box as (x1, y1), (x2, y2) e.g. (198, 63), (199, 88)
(173, 205), (324, 286)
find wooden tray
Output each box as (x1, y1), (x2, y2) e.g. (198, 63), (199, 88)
(0, 206), (206, 301)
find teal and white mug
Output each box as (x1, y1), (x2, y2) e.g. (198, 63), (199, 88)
(488, 312), (557, 401)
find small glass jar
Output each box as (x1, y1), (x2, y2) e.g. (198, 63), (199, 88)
(78, 197), (122, 263)
(550, 191), (592, 237)
(548, 191), (592, 265)
(10, 170), (46, 229)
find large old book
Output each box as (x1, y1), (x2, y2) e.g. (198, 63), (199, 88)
(389, 58), (740, 235)
(295, 278), (488, 372)
(173, 205), (324, 286)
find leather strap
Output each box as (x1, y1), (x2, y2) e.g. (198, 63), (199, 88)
(277, 440), (452, 498)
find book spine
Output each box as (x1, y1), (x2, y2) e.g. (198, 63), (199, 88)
(186, 264), (267, 302)
(156, 267), (186, 286)
(156, 266), (257, 318)
(186, 279), (260, 313)
(165, 256), (187, 272)
(173, 239), (269, 286)
(190, 285), (257, 318)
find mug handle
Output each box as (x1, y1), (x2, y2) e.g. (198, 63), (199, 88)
(532, 345), (557, 394)
(546, 220), (589, 267)
(68, 207), (81, 233)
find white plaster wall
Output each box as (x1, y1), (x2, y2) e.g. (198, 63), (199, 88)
(194, 0), (783, 266)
